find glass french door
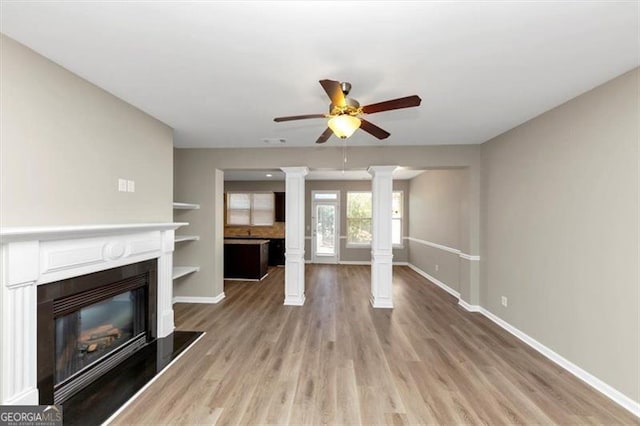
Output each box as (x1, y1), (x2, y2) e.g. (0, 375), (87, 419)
(312, 191), (340, 264)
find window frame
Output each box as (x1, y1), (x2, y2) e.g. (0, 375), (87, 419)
(392, 190), (404, 249)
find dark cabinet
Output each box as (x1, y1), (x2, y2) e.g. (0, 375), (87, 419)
(275, 192), (285, 222)
(268, 239), (285, 266)
(224, 240), (269, 280)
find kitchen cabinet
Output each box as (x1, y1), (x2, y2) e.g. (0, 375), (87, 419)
(275, 192), (285, 222)
(268, 238), (285, 266)
(224, 239), (269, 280)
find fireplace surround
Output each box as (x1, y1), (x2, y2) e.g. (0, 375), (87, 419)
(0, 223), (185, 405)
(37, 259), (157, 404)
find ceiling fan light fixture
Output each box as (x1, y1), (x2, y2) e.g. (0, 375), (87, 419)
(328, 115), (361, 139)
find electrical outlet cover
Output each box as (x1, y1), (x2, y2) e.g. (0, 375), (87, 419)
(118, 178), (127, 192)
(127, 180), (135, 192)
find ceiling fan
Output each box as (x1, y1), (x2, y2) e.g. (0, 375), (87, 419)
(274, 79), (421, 144)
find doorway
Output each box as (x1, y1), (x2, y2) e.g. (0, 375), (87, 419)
(311, 191), (340, 264)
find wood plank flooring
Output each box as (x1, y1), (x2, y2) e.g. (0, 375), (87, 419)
(112, 265), (638, 425)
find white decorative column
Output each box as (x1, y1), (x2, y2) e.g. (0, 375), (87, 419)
(281, 167), (309, 306)
(157, 229), (175, 337)
(1, 241), (40, 405)
(368, 165), (398, 308)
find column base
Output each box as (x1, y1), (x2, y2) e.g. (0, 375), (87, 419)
(370, 294), (394, 309)
(4, 387), (39, 405)
(284, 294), (306, 306)
(158, 308), (175, 338)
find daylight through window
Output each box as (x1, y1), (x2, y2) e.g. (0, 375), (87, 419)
(346, 191), (403, 245)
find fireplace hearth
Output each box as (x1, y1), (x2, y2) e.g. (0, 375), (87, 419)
(37, 259), (157, 404)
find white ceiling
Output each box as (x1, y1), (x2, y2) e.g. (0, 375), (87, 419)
(2, 1), (638, 148)
(223, 168), (425, 181)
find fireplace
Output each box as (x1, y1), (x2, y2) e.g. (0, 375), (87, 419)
(0, 223), (181, 406)
(37, 259), (157, 404)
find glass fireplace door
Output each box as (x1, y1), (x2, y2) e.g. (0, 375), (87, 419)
(55, 287), (145, 386)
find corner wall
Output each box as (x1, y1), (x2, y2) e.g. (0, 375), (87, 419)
(481, 67), (639, 404)
(0, 35), (173, 226)
(408, 169), (469, 293)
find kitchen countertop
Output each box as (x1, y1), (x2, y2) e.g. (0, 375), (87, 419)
(224, 239), (270, 245)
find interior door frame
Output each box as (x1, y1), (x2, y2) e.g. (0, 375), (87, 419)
(311, 190), (340, 264)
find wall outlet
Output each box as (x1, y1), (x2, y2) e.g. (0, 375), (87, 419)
(127, 180), (135, 193)
(501, 296), (508, 307)
(435, 264), (439, 272)
(118, 178), (127, 192)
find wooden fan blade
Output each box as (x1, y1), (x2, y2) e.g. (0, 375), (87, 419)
(315, 127), (334, 144)
(274, 114), (326, 122)
(319, 79), (346, 107)
(362, 95), (422, 114)
(360, 119), (390, 140)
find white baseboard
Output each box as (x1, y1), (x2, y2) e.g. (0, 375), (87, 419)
(172, 292), (225, 305)
(458, 298), (481, 312)
(406, 263), (639, 417)
(407, 263), (461, 299)
(479, 307), (640, 417)
(103, 332), (206, 425)
(327, 261), (409, 266)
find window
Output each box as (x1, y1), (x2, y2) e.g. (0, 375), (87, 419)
(226, 192), (275, 226)
(346, 192), (372, 244)
(313, 192), (338, 200)
(227, 193), (251, 225)
(346, 191), (403, 246)
(392, 191), (403, 245)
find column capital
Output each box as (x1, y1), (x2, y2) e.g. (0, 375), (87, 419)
(281, 166), (309, 177)
(367, 165), (398, 177)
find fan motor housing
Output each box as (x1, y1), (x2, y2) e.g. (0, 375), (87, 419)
(329, 97), (361, 116)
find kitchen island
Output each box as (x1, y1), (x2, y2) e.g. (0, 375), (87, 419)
(224, 239), (269, 281)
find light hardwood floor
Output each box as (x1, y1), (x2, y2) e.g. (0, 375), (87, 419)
(113, 265), (638, 425)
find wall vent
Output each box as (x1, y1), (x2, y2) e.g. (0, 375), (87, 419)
(263, 138), (286, 145)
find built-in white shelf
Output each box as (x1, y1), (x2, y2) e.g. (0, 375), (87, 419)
(173, 202), (200, 210)
(173, 201), (200, 282)
(172, 266), (200, 280)
(175, 235), (200, 243)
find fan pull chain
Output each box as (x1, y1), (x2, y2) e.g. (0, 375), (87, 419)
(342, 141), (347, 174)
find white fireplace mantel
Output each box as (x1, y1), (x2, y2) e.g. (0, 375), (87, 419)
(0, 222), (187, 243)
(0, 222), (186, 405)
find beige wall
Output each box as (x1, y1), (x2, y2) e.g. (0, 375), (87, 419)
(481, 68), (639, 402)
(224, 181), (285, 192)
(408, 169), (468, 292)
(409, 169), (466, 248)
(173, 154), (221, 298)
(0, 35), (173, 226)
(173, 145), (481, 300)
